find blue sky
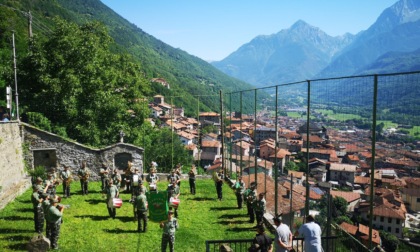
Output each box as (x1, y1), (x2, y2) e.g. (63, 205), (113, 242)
(101, 0), (398, 61)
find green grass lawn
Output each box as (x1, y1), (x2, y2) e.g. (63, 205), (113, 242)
(0, 179), (256, 251)
(315, 109), (362, 121)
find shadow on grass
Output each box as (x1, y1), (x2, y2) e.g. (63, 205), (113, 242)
(74, 215), (109, 221)
(219, 213), (244, 219)
(225, 227), (256, 232)
(103, 228), (138, 234)
(15, 208), (33, 213)
(1, 234), (30, 241)
(116, 216), (136, 223)
(0, 228), (33, 234)
(187, 197), (214, 201)
(210, 206), (238, 211)
(7, 243), (27, 250)
(84, 199), (104, 205)
(218, 220), (249, 225)
(16, 199), (32, 204)
(0, 216), (32, 221)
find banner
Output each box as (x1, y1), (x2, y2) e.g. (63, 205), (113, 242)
(146, 190), (168, 222)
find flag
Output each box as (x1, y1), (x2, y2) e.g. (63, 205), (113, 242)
(146, 190), (168, 222)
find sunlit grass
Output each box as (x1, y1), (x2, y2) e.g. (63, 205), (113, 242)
(0, 179), (255, 251)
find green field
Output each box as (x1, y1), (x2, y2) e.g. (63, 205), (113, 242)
(315, 109), (362, 121)
(0, 179), (255, 251)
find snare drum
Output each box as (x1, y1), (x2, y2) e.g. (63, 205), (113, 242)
(132, 174), (139, 186)
(169, 197), (180, 208)
(113, 198), (123, 208)
(149, 183), (157, 191)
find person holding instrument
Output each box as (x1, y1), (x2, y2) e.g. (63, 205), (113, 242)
(77, 161), (90, 195)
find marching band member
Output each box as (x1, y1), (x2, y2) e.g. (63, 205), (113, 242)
(124, 161), (133, 193)
(160, 210), (179, 252)
(31, 185), (45, 233)
(188, 165), (196, 195)
(134, 185), (148, 232)
(103, 180), (119, 219)
(146, 167), (159, 191)
(167, 180), (180, 218)
(77, 161), (90, 195)
(111, 169), (122, 189)
(46, 197), (65, 250)
(60, 165), (73, 198)
(99, 162), (110, 191)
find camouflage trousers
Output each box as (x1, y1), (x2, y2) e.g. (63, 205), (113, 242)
(80, 180), (88, 195)
(161, 233), (175, 252)
(63, 183), (71, 197)
(136, 210), (148, 232)
(46, 220), (61, 249)
(33, 205), (44, 233)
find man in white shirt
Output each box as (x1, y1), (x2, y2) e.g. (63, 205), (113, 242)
(273, 215), (293, 252)
(297, 214), (322, 252)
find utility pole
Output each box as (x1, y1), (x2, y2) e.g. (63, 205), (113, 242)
(28, 11), (33, 38)
(12, 32), (19, 121)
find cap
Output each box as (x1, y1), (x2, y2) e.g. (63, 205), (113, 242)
(273, 215), (282, 222)
(171, 169), (175, 173)
(36, 177), (43, 183)
(256, 224), (265, 232)
(306, 214), (315, 222)
(168, 210), (174, 214)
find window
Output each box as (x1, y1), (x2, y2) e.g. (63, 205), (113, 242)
(387, 227), (391, 232)
(373, 216), (376, 221)
(396, 219), (400, 225)
(380, 217), (384, 222)
(388, 217), (392, 223)
(417, 198), (420, 203)
(396, 228), (400, 234)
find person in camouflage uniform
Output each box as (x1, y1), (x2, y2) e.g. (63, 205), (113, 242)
(167, 180), (180, 218)
(146, 167), (159, 191)
(45, 198), (64, 250)
(254, 192), (266, 225)
(244, 182), (257, 223)
(188, 166), (196, 195)
(167, 169), (180, 185)
(134, 186), (148, 232)
(215, 170), (224, 201)
(104, 180), (119, 219)
(44, 174), (57, 197)
(232, 176), (245, 209)
(31, 185), (45, 233)
(99, 163), (110, 191)
(60, 165), (72, 198)
(77, 161), (90, 195)
(111, 169), (122, 190)
(160, 210), (179, 252)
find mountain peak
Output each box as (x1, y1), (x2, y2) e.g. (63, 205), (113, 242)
(373, 0), (420, 32)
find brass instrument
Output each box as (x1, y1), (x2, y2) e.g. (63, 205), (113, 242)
(65, 176), (73, 186)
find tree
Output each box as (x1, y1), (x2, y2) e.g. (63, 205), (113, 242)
(19, 19), (152, 146)
(379, 230), (399, 252)
(284, 161), (298, 173)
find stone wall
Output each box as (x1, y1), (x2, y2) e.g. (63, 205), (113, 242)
(23, 123), (144, 181)
(0, 122), (30, 210)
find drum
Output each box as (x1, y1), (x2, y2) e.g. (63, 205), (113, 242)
(169, 197), (180, 208)
(132, 174), (139, 186)
(149, 183), (157, 191)
(113, 198), (123, 208)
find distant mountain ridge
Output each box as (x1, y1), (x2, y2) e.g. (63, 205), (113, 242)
(212, 0), (420, 87)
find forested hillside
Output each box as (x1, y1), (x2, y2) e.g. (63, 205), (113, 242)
(0, 0), (255, 147)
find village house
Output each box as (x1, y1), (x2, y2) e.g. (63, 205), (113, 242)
(200, 140), (221, 167)
(232, 140), (253, 157)
(328, 163), (359, 187)
(243, 159), (274, 177)
(330, 190), (361, 212)
(339, 222), (381, 248)
(199, 112), (220, 128)
(358, 187), (406, 238)
(288, 170), (306, 185)
(254, 126), (277, 146)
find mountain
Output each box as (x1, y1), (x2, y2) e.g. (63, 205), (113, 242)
(318, 0), (420, 78)
(0, 0), (256, 115)
(212, 0), (420, 86)
(212, 20), (355, 87)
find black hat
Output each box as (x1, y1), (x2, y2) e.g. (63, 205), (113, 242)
(256, 224), (265, 232)
(273, 215), (282, 222)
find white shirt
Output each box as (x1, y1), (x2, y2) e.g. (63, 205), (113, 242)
(275, 223), (291, 252)
(298, 221), (322, 252)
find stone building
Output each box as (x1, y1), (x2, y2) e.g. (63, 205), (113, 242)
(23, 123), (144, 180)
